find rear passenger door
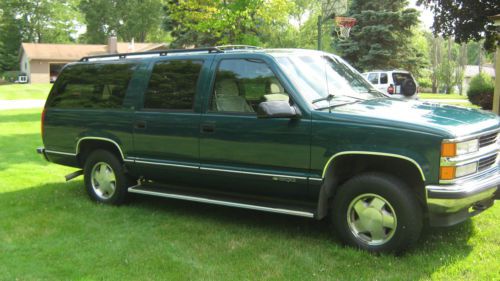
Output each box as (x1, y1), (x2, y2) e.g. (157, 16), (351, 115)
(198, 57), (311, 200)
(130, 58), (209, 185)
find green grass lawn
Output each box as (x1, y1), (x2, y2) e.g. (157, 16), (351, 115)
(0, 83), (52, 100)
(419, 93), (468, 100)
(0, 108), (499, 280)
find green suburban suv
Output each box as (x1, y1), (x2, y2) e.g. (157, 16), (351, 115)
(37, 47), (499, 253)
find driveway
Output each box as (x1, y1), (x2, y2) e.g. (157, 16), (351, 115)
(0, 100), (45, 110)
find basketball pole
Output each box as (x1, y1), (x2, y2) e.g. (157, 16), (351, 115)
(317, 15), (323, 50)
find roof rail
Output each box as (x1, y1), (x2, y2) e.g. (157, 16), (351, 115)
(79, 47), (223, 62)
(216, 45), (261, 51)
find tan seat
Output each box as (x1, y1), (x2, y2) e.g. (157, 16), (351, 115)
(214, 79), (253, 112)
(264, 78), (289, 102)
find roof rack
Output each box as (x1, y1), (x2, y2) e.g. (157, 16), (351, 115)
(79, 47), (223, 62)
(215, 45), (261, 51)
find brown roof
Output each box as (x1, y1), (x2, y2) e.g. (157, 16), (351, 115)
(21, 42), (168, 61)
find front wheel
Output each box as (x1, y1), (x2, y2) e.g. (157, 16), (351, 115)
(83, 149), (131, 205)
(331, 173), (423, 254)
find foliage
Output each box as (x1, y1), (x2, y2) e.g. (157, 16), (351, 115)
(334, 0), (423, 72)
(0, 0), (80, 71)
(466, 72), (495, 110)
(79, 0), (165, 44)
(164, 0), (295, 47)
(417, 0), (500, 51)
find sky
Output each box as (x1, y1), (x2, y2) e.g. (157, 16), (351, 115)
(409, 0), (434, 30)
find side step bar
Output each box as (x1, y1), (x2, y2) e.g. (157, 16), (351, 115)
(128, 185), (315, 218)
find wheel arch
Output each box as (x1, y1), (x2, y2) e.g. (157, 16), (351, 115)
(316, 151), (427, 219)
(76, 137), (125, 166)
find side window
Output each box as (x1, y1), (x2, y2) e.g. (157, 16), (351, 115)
(49, 63), (136, 109)
(367, 73), (379, 84)
(380, 73), (388, 84)
(143, 60), (203, 110)
(211, 59), (289, 113)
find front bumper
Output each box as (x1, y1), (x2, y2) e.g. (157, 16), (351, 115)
(426, 167), (499, 226)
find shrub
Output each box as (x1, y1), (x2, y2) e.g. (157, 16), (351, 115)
(467, 73), (494, 110)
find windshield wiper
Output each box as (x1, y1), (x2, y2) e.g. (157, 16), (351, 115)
(312, 94), (335, 104)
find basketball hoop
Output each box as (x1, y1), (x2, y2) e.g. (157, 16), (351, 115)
(334, 16), (356, 40)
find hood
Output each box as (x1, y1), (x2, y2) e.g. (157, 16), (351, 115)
(325, 98), (500, 138)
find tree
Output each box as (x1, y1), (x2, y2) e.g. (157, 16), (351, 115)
(164, 0), (294, 47)
(0, 0), (80, 71)
(334, 0), (422, 72)
(79, 0), (165, 44)
(417, 0), (500, 51)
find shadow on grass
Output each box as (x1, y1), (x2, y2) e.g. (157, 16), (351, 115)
(1, 180), (475, 278)
(0, 111), (42, 123)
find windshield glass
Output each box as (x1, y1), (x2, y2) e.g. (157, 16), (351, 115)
(275, 53), (384, 109)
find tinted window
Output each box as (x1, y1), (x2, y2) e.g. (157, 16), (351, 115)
(211, 59), (289, 113)
(380, 73), (388, 84)
(144, 60), (203, 110)
(392, 72), (413, 85)
(49, 63), (136, 109)
(367, 73), (379, 84)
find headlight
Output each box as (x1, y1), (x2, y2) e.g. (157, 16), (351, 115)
(441, 139), (479, 157)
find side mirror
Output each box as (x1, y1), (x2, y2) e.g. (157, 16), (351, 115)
(257, 101), (300, 119)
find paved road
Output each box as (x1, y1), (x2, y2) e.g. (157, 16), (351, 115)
(0, 99), (45, 110)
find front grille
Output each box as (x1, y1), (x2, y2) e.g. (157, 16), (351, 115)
(479, 132), (498, 148)
(478, 154), (497, 172)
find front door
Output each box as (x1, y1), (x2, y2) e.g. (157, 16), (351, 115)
(199, 57), (311, 200)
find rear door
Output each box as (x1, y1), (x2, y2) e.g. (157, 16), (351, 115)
(130, 56), (212, 186)
(198, 55), (311, 200)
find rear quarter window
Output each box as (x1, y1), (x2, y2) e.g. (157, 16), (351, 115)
(47, 63), (137, 109)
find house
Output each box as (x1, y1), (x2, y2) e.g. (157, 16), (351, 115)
(19, 38), (168, 83)
(491, 14), (500, 114)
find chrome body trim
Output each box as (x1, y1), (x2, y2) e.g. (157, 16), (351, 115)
(321, 151), (426, 181)
(128, 186), (315, 218)
(45, 149), (77, 156)
(200, 166), (308, 180)
(309, 177), (324, 182)
(426, 166), (499, 213)
(76, 137), (125, 159)
(442, 127), (500, 143)
(133, 158), (199, 169)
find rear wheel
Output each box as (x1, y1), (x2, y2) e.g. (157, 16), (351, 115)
(84, 149), (131, 205)
(331, 172), (422, 254)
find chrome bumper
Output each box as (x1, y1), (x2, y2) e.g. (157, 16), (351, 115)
(426, 167), (499, 226)
(36, 147), (49, 161)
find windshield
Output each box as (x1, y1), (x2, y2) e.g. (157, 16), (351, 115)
(275, 53), (384, 109)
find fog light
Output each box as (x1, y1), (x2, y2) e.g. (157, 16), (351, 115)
(455, 162), (478, 178)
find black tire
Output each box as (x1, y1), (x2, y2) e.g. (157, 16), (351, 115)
(330, 172), (423, 254)
(401, 79), (417, 97)
(83, 149), (131, 205)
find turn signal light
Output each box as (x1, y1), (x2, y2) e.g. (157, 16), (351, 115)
(441, 143), (456, 157)
(440, 166), (456, 180)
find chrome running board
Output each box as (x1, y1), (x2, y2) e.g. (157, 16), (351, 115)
(128, 185), (314, 218)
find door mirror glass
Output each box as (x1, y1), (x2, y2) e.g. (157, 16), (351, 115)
(257, 101), (299, 119)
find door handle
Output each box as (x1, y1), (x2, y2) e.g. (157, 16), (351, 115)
(201, 123), (215, 133)
(135, 120), (147, 129)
